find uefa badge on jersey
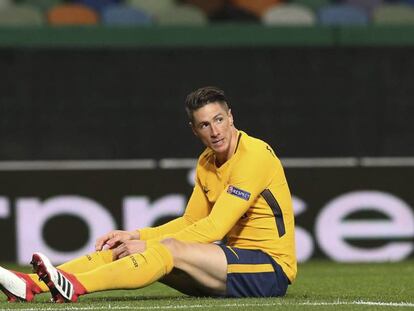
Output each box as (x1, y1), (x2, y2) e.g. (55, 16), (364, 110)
(227, 185), (251, 201)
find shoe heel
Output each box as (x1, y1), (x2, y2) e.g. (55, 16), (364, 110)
(31, 255), (49, 283)
(30, 253), (71, 303)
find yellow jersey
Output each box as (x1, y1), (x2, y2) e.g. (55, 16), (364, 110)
(139, 131), (297, 282)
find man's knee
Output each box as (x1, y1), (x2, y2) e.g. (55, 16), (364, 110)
(160, 238), (186, 260)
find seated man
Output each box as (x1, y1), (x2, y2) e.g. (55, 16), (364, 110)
(0, 86), (297, 303)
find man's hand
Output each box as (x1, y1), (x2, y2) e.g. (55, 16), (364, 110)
(95, 230), (140, 251)
(112, 240), (147, 260)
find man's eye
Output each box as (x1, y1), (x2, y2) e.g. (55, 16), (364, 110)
(216, 117), (223, 123)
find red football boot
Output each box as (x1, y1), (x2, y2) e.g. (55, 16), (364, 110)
(0, 266), (42, 302)
(31, 253), (87, 303)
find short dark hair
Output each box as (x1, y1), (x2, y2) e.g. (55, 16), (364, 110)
(185, 86), (229, 122)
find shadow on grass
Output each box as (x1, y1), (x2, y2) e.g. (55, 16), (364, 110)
(0, 295), (193, 305)
(83, 295), (192, 303)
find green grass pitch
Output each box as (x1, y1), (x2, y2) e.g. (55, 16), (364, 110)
(0, 260), (413, 310)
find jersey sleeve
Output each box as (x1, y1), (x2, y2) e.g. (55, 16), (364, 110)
(149, 148), (276, 243)
(138, 176), (211, 240)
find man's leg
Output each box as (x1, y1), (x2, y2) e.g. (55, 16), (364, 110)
(159, 239), (227, 297)
(31, 241), (175, 302)
(57, 250), (114, 273)
(29, 250), (114, 292)
(78, 239), (228, 296)
(31, 239), (227, 302)
(0, 250), (114, 302)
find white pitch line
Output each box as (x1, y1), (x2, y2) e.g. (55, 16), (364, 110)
(1, 300), (413, 311)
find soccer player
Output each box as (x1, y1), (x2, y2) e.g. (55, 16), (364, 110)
(0, 86), (297, 302)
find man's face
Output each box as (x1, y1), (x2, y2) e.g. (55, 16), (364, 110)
(191, 102), (234, 156)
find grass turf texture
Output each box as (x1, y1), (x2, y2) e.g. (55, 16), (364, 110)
(0, 260), (413, 310)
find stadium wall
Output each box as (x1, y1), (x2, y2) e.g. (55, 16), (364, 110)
(0, 26), (413, 263)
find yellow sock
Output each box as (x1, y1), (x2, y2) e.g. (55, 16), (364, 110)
(27, 250), (114, 293)
(58, 250), (113, 273)
(75, 242), (174, 292)
(28, 274), (49, 292)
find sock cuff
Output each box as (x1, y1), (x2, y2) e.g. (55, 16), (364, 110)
(97, 249), (113, 264)
(148, 242), (174, 274)
(59, 269), (88, 295)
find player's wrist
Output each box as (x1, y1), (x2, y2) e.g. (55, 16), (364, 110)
(129, 230), (140, 240)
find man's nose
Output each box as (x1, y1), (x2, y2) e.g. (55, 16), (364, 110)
(210, 123), (219, 137)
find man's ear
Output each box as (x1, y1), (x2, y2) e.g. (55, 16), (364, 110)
(228, 109), (234, 126)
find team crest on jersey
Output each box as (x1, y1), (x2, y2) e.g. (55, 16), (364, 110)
(227, 185), (251, 201)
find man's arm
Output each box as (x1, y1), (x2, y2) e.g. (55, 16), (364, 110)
(95, 167), (210, 251)
(149, 151), (277, 244)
